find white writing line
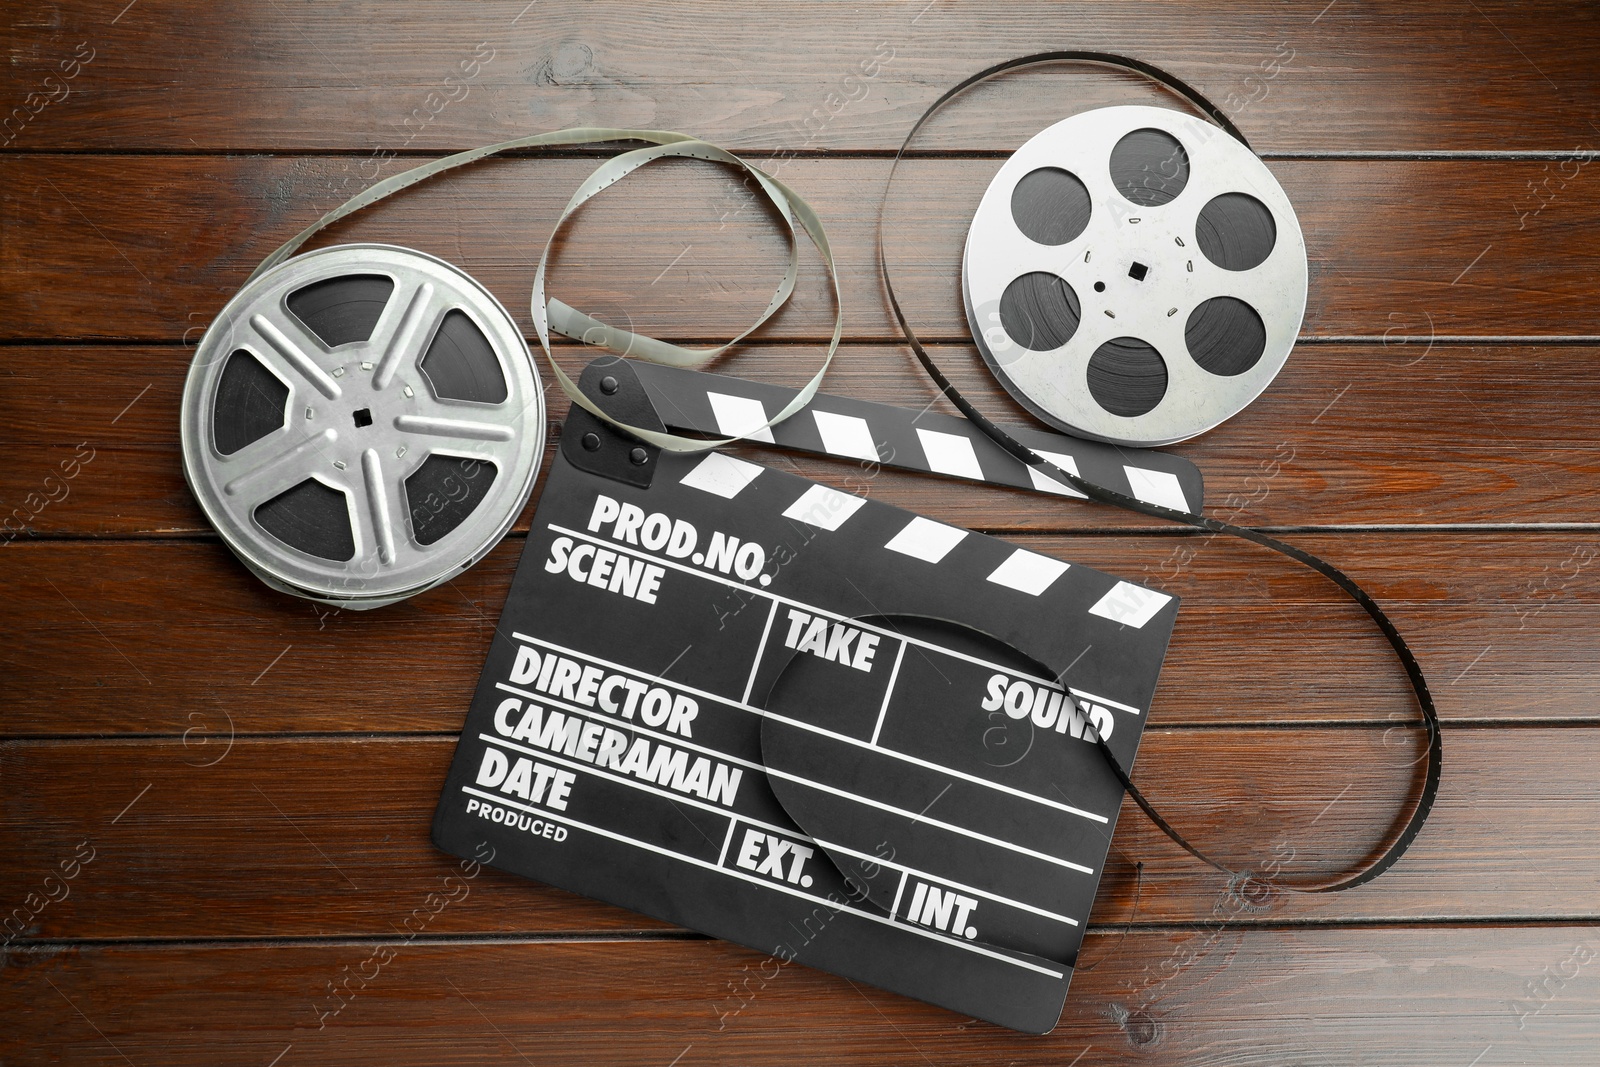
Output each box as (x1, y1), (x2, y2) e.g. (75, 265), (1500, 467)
(480, 733), (745, 824)
(111, 383), (152, 424)
(740, 599), (779, 706)
(649, 245), (694, 286)
(763, 766), (1095, 876)
(110, 783), (152, 825)
(253, 786), (360, 890)
(253, 643), (293, 685)
(480, 711), (1088, 924)
(1452, 644), (1493, 684)
(46, 979), (137, 1067)
(544, 523), (1140, 714)
(459, 785), (1063, 978)
(512, 633), (1109, 823)
(493, 682), (765, 775)
(813, 836), (1080, 929)
(870, 639), (907, 746)
(1452, 244), (1493, 285)
(1311, 383), (1352, 423)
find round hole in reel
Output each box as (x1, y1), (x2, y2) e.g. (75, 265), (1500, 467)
(962, 104), (1308, 447)
(180, 244), (546, 608)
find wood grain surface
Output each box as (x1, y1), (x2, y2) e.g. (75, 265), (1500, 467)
(8, 931), (1600, 1066)
(6, 156), (1600, 342)
(1, 727), (1593, 936)
(4, 1), (1599, 153)
(5, 0), (1599, 1063)
(4, 531), (1595, 735)
(5, 343), (1599, 535)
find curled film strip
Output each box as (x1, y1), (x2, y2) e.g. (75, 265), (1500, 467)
(880, 51), (1440, 894)
(182, 128), (845, 608)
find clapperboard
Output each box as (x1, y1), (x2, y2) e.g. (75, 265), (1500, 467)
(432, 357), (1194, 1033)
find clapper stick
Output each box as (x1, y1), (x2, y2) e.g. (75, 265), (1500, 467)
(625, 359), (1206, 513)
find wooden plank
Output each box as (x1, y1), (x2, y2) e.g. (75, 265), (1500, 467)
(4, 4), (1595, 1061)
(4, 928), (1595, 1063)
(4, 1), (1599, 153)
(0, 737), (677, 941)
(4, 342), (1598, 538)
(4, 156), (1596, 342)
(1, 727), (1591, 939)
(4, 530), (1588, 736)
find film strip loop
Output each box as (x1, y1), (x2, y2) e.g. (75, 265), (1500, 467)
(531, 138), (843, 453)
(247, 126), (843, 453)
(878, 51), (1441, 894)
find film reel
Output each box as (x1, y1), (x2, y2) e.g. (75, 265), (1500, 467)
(180, 244), (545, 608)
(963, 105), (1308, 447)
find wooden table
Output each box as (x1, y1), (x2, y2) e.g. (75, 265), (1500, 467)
(5, 2), (1600, 1063)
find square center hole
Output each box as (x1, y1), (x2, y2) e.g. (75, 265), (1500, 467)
(1128, 262), (1149, 281)
(352, 408), (373, 428)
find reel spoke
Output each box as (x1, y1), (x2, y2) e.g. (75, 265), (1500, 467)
(358, 447), (399, 566)
(392, 413), (515, 443)
(962, 105), (1306, 446)
(183, 244), (544, 607)
(248, 311), (342, 400)
(371, 278), (448, 390)
(220, 427), (339, 500)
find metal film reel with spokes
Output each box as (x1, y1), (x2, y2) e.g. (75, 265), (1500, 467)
(181, 244), (545, 608)
(963, 105), (1308, 447)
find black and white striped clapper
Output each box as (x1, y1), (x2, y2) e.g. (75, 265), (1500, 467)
(431, 373), (1179, 1034)
(630, 360), (1205, 513)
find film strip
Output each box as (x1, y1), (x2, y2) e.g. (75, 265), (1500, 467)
(879, 51), (1441, 896)
(181, 127), (847, 610)
(176, 65), (1441, 1035)
(431, 358), (1179, 1033)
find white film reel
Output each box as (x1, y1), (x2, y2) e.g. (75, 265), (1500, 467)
(180, 244), (545, 608)
(963, 105), (1308, 447)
